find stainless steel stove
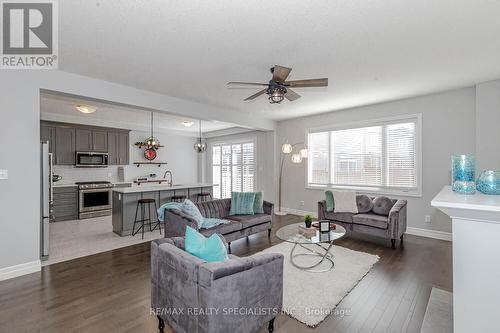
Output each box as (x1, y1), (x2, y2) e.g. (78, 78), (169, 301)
(76, 181), (113, 219)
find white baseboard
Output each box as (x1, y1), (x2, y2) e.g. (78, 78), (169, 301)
(281, 207), (317, 218)
(282, 207), (452, 242)
(406, 227), (452, 241)
(0, 260), (41, 281)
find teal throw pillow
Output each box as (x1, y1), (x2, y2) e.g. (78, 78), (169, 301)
(229, 192), (256, 215)
(181, 199), (204, 228)
(325, 191), (335, 212)
(253, 192), (264, 214)
(185, 226), (228, 263)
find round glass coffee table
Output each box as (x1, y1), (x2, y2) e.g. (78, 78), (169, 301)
(276, 222), (346, 273)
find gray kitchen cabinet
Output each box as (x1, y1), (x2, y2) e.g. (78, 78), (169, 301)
(118, 132), (129, 165)
(76, 128), (108, 152)
(41, 124), (56, 153)
(107, 132), (119, 164)
(75, 128), (92, 151)
(53, 186), (78, 222)
(108, 131), (130, 165)
(55, 126), (75, 165)
(42, 121), (129, 165)
(92, 130), (108, 152)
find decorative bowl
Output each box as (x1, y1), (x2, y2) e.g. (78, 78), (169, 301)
(476, 170), (500, 195)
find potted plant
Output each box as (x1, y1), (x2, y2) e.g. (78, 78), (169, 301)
(304, 214), (313, 228)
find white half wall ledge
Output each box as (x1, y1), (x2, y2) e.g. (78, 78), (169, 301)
(0, 260), (41, 282)
(280, 208), (452, 241)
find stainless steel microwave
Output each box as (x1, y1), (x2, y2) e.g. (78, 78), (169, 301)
(75, 152), (109, 167)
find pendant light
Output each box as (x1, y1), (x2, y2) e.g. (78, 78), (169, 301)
(194, 119), (207, 153)
(145, 112), (160, 149)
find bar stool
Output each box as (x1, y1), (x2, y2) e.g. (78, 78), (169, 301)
(196, 192), (212, 202)
(132, 198), (161, 239)
(171, 195), (186, 203)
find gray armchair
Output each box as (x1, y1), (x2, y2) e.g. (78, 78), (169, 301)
(151, 237), (284, 333)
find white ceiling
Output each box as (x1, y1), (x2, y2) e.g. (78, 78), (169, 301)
(40, 93), (237, 137)
(59, 0), (500, 121)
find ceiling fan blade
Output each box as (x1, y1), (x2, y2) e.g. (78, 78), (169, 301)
(284, 89), (301, 101)
(272, 65), (292, 82)
(284, 78), (328, 88)
(244, 89), (267, 101)
(227, 81), (268, 87)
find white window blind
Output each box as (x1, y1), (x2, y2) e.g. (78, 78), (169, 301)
(308, 116), (419, 194)
(212, 141), (255, 199)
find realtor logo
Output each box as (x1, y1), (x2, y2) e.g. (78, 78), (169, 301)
(1, 0), (58, 69)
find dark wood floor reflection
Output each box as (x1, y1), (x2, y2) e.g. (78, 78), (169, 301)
(0, 214), (452, 333)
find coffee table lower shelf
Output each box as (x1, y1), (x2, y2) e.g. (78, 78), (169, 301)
(290, 242), (335, 273)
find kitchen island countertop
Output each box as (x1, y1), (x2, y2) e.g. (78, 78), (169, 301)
(112, 183), (216, 194)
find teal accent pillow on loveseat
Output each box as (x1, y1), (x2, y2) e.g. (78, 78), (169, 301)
(229, 192), (256, 215)
(185, 226), (228, 263)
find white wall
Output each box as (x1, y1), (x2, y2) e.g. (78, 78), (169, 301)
(476, 80), (500, 171)
(276, 87), (477, 233)
(204, 131), (276, 202)
(52, 130), (198, 184)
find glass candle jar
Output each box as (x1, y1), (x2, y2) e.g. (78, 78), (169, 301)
(476, 170), (500, 195)
(451, 154), (475, 194)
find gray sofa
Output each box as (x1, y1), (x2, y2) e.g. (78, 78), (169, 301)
(163, 198), (274, 249)
(151, 237), (283, 333)
(318, 195), (407, 249)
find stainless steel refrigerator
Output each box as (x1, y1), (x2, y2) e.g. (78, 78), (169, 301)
(40, 141), (53, 261)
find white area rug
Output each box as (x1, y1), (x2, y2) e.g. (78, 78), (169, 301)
(261, 241), (379, 327)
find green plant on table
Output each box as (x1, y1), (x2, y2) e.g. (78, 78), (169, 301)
(304, 214), (313, 228)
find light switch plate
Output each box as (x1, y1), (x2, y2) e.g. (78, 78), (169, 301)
(0, 169), (8, 180)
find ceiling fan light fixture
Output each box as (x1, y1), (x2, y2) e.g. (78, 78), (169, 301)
(268, 87), (286, 104)
(182, 121), (194, 127)
(75, 104), (97, 114)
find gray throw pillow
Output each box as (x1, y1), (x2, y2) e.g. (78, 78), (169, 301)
(356, 195), (373, 213)
(372, 196), (395, 216)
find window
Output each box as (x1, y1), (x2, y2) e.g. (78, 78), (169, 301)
(307, 115), (421, 195)
(212, 141), (255, 199)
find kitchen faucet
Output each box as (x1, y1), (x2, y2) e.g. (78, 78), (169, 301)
(163, 170), (173, 187)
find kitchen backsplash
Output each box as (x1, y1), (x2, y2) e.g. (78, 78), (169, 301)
(53, 165), (170, 184)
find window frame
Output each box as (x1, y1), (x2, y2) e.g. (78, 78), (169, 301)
(209, 137), (257, 199)
(305, 114), (422, 197)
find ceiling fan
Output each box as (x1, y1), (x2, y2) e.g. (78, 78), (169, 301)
(227, 65), (328, 104)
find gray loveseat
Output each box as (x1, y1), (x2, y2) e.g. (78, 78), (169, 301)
(163, 198), (274, 249)
(318, 195), (407, 249)
(151, 237), (283, 333)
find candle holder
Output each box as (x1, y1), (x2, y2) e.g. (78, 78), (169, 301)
(476, 170), (500, 195)
(451, 154), (475, 194)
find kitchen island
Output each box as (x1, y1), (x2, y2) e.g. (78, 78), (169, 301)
(112, 183), (215, 236)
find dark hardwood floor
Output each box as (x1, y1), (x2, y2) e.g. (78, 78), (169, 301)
(0, 214), (452, 333)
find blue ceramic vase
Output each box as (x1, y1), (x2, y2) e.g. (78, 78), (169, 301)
(451, 155), (475, 194)
(476, 170), (500, 195)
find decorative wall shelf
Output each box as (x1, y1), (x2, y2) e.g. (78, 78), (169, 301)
(134, 142), (165, 149)
(134, 162), (168, 167)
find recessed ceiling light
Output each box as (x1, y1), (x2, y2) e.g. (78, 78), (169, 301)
(75, 104), (97, 114)
(182, 121), (194, 127)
